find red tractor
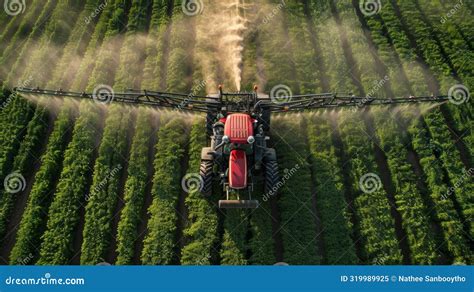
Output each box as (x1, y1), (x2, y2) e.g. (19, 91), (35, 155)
(15, 85), (449, 209)
(200, 110), (278, 209)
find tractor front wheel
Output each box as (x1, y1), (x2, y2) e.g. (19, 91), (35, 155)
(199, 160), (213, 196)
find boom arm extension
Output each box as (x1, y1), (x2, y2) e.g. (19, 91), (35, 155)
(258, 93), (449, 112)
(14, 87), (449, 113)
(14, 87), (219, 113)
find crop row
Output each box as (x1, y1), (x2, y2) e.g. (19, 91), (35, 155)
(179, 0), (215, 238)
(0, 0), (41, 59)
(129, 0), (177, 264)
(414, 0), (473, 91)
(248, 175), (276, 265)
(308, 0), (403, 264)
(412, 0), (474, 159)
(336, 0), (439, 264)
(391, 0), (472, 154)
(114, 111), (153, 265)
(271, 117), (320, 265)
(35, 102), (100, 265)
(165, 2), (194, 92)
(9, 105), (75, 264)
(438, 0), (474, 49)
(180, 119), (219, 265)
(7, 0), (113, 264)
(141, 0), (173, 90)
(279, 1), (358, 264)
(140, 117), (186, 265)
(0, 0), (57, 75)
(361, 4), (471, 263)
(0, 0), (85, 241)
(82, 0), (150, 265)
(306, 114), (358, 264)
(258, 1), (320, 265)
(37, 0), (129, 264)
(378, 0), (474, 244)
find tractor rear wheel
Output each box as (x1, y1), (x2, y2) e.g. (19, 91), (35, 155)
(264, 160), (279, 196)
(199, 160), (213, 196)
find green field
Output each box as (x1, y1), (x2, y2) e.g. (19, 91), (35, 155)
(0, 0), (472, 265)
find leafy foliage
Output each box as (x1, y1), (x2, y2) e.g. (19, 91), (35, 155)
(141, 118), (187, 265)
(180, 119), (218, 265)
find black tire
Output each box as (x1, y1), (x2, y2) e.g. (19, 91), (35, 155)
(264, 160), (279, 196)
(200, 160), (213, 196)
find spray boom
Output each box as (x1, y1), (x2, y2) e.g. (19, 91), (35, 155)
(14, 86), (449, 115)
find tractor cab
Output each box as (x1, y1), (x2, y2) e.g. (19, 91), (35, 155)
(222, 113), (255, 190)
